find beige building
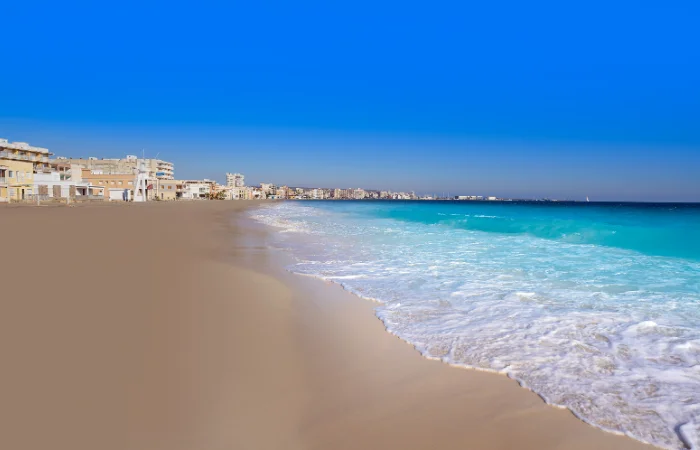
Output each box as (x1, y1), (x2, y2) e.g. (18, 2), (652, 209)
(154, 179), (186, 200)
(0, 139), (52, 202)
(80, 168), (140, 201)
(80, 168), (188, 201)
(60, 155), (175, 180)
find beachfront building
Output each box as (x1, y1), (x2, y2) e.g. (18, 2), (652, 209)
(353, 188), (366, 200)
(229, 186), (266, 200)
(226, 173), (245, 188)
(32, 171), (104, 200)
(310, 188), (326, 199)
(154, 179), (186, 200)
(80, 168), (147, 201)
(59, 155), (175, 180)
(181, 180), (216, 199)
(183, 183), (209, 199)
(229, 186), (247, 200)
(0, 139), (54, 202)
(0, 139), (52, 172)
(250, 187), (265, 199)
(332, 189), (350, 199)
(0, 158), (34, 202)
(260, 183), (277, 196)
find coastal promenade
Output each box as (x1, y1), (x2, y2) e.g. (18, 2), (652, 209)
(0, 202), (655, 450)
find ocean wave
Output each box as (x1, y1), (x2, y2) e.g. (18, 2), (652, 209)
(250, 201), (700, 449)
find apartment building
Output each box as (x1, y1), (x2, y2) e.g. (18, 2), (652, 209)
(275, 187), (287, 199)
(260, 183), (277, 195)
(0, 139), (52, 202)
(60, 155), (175, 180)
(353, 188), (366, 199)
(181, 180), (214, 199)
(226, 173), (245, 187)
(0, 159), (34, 202)
(155, 179), (186, 200)
(80, 168), (142, 201)
(310, 188), (325, 199)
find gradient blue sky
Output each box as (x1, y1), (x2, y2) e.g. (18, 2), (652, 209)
(2, 0), (699, 201)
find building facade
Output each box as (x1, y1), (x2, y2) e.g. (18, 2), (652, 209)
(32, 172), (104, 200)
(0, 159), (34, 202)
(226, 173), (245, 187)
(0, 139), (52, 202)
(80, 168), (142, 201)
(59, 155), (175, 180)
(181, 181), (213, 199)
(154, 179), (186, 200)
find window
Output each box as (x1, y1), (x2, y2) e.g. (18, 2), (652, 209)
(128, 181), (133, 185)
(8, 170), (13, 177)
(119, 181), (123, 185)
(168, 185), (172, 190)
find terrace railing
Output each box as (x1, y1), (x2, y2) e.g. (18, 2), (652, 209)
(0, 151), (51, 163)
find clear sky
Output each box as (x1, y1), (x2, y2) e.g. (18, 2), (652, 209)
(2, 0), (699, 201)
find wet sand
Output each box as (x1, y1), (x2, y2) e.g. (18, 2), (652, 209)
(0, 201), (656, 450)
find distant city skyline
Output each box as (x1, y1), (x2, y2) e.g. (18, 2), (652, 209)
(2, 1), (699, 201)
(1, 122), (697, 202)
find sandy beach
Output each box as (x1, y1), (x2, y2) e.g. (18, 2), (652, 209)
(0, 201), (656, 450)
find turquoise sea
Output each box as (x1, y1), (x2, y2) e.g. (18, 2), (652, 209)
(252, 201), (700, 449)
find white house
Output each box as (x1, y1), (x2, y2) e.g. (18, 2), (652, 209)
(32, 172), (104, 199)
(182, 182), (210, 199)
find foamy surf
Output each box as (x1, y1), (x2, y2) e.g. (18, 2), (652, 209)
(252, 200), (700, 449)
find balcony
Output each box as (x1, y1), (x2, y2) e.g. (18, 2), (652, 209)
(0, 177), (6, 184)
(0, 151), (27, 161)
(0, 151), (51, 164)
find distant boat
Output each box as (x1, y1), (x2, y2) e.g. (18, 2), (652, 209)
(586, 196), (590, 202)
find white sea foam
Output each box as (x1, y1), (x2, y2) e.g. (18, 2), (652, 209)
(251, 202), (700, 449)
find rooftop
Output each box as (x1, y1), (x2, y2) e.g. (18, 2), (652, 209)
(0, 138), (50, 155)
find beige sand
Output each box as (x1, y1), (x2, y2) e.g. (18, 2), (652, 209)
(0, 201), (656, 450)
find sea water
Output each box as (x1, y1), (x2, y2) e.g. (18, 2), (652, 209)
(251, 201), (700, 449)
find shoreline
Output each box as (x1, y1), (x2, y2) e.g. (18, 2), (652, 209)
(1, 201), (658, 450)
(237, 203), (659, 450)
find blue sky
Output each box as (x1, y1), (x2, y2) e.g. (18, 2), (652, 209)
(1, 0), (699, 201)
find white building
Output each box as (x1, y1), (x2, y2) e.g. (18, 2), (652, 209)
(311, 188), (325, 199)
(226, 173), (245, 187)
(181, 182), (211, 199)
(32, 171), (104, 199)
(260, 183), (276, 195)
(353, 188), (366, 199)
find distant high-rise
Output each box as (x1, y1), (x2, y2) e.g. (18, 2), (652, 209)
(226, 172), (245, 187)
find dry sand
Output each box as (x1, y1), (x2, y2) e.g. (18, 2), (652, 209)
(0, 201), (656, 450)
